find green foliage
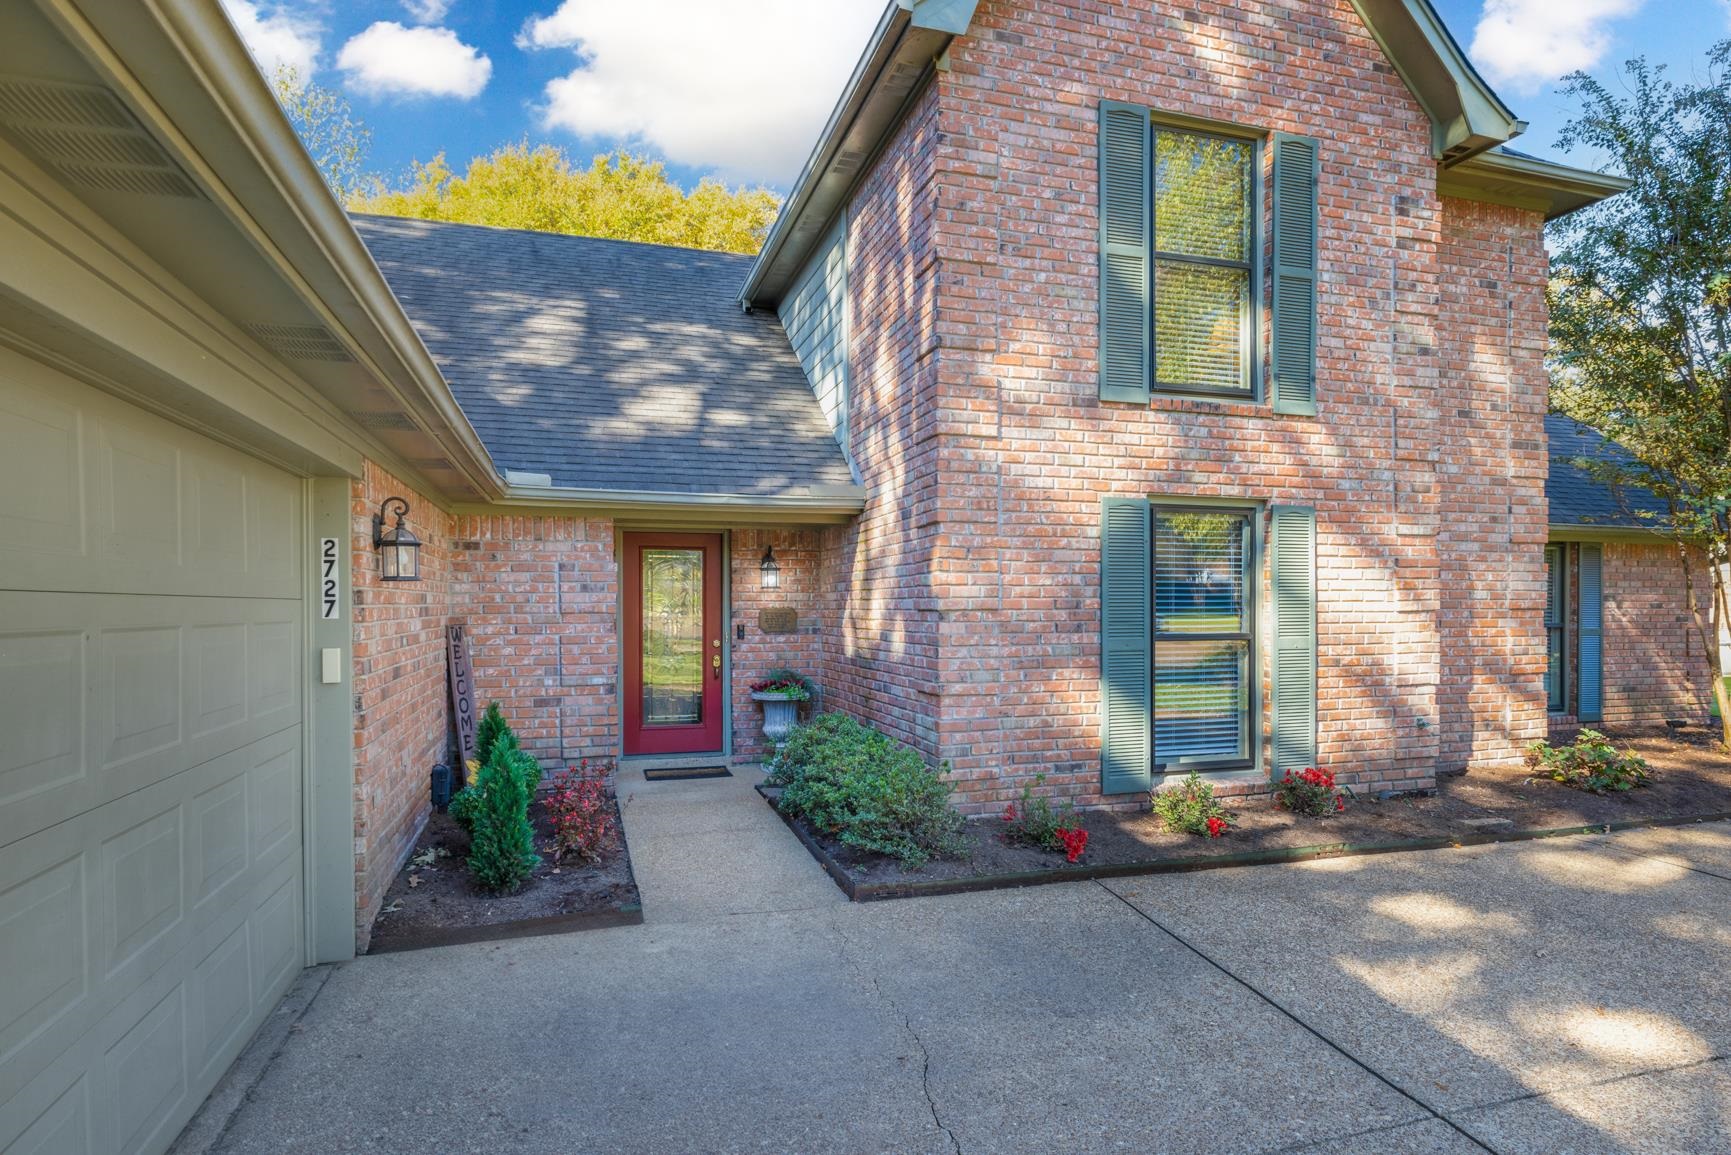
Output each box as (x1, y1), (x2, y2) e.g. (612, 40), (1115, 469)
(1000, 773), (1083, 852)
(1548, 48), (1731, 743)
(466, 744), (541, 893)
(270, 65), (372, 202)
(1153, 771), (1233, 837)
(768, 713), (968, 868)
(1525, 730), (1653, 794)
(448, 784), (480, 834)
(473, 701), (510, 769)
(752, 668), (814, 701)
(353, 144), (782, 255)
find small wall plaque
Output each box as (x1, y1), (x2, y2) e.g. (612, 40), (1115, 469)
(759, 607), (799, 635)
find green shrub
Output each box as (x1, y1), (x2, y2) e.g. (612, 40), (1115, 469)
(1525, 729), (1652, 794)
(467, 744), (540, 893)
(1153, 771), (1233, 838)
(448, 784), (481, 833)
(769, 713), (968, 867)
(1001, 772), (1083, 851)
(474, 701), (510, 768)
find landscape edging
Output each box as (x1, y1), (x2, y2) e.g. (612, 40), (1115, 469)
(755, 785), (1731, 903)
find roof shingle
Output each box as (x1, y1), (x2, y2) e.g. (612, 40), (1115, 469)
(352, 215), (856, 498)
(1546, 413), (1669, 529)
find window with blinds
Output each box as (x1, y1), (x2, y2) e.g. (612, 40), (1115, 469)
(1152, 509), (1254, 768)
(1153, 129), (1255, 397)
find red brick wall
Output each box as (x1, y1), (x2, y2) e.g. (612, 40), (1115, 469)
(1603, 541), (1717, 727)
(448, 513), (618, 769)
(1436, 197), (1552, 771)
(351, 461), (452, 947)
(818, 79), (944, 761)
(730, 529), (826, 759)
(807, 0), (1555, 809)
(929, 0), (1449, 807)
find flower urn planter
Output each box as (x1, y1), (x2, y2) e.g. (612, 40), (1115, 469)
(751, 691), (802, 749)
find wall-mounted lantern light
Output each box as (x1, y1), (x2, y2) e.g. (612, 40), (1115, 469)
(372, 496), (422, 582)
(759, 545), (781, 590)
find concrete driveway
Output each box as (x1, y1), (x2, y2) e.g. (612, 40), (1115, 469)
(180, 773), (1731, 1154)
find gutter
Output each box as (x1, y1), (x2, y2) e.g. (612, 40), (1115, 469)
(740, 0), (977, 308)
(1548, 523), (1667, 542)
(1440, 150), (1632, 220)
(463, 482), (869, 524)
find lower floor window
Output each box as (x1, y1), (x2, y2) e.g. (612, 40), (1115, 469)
(1153, 508), (1255, 769)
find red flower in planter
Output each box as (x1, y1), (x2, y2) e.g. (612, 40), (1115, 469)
(1002, 801), (1018, 823)
(1205, 816), (1228, 839)
(1058, 826), (1089, 863)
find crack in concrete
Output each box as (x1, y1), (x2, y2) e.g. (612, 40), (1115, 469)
(1095, 880), (1499, 1155)
(1594, 832), (1731, 886)
(830, 913), (962, 1155)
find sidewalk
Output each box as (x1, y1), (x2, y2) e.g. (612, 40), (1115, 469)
(614, 762), (844, 923)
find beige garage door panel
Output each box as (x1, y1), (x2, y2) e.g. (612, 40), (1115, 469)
(0, 592), (302, 849)
(0, 349), (306, 1155)
(0, 345), (303, 601)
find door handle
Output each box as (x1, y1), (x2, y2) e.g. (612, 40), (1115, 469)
(711, 653), (721, 678)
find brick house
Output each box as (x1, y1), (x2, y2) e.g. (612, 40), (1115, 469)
(0, 3), (1717, 1147)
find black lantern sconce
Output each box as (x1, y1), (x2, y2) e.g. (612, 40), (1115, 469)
(372, 496), (422, 582)
(759, 545), (781, 590)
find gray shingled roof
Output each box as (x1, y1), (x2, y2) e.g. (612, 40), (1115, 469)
(1547, 413), (1669, 529)
(351, 215), (856, 497)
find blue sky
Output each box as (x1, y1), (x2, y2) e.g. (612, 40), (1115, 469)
(221, 0), (1728, 194)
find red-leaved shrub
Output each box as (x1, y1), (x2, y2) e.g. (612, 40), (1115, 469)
(545, 760), (619, 863)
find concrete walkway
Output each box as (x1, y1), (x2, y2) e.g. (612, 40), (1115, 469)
(614, 762), (842, 923)
(185, 820), (1731, 1154)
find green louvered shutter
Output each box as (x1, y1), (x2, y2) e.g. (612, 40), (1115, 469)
(1271, 506), (1318, 773)
(1099, 100), (1151, 403)
(1101, 498), (1152, 793)
(1270, 133), (1319, 417)
(1579, 544), (1604, 722)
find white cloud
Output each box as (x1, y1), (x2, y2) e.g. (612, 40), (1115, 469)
(1469, 0), (1643, 94)
(220, 0), (321, 78)
(401, 0), (453, 23)
(518, 0), (884, 186)
(337, 22), (492, 99)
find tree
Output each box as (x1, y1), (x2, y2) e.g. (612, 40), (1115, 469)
(270, 65), (372, 203)
(352, 143), (782, 255)
(1548, 46), (1731, 745)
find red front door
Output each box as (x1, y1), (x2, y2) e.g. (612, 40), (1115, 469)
(623, 533), (725, 755)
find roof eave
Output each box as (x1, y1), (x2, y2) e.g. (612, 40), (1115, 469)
(58, 0), (509, 504)
(464, 483), (869, 526)
(1439, 150), (1631, 219)
(741, 0), (977, 308)
(1348, 0), (1526, 165)
(1548, 522), (1668, 542)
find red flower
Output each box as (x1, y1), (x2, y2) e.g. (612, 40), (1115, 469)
(1205, 816), (1228, 838)
(1058, 826), (1089, 863)
(1002, 802), (1017, 823)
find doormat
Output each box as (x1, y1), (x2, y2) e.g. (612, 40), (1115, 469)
(642, 766), (732, 781)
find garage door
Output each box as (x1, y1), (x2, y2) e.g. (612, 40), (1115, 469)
(0, 347), (305, 1155)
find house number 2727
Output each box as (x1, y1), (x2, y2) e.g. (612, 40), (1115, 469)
(320, 537), (340, 620)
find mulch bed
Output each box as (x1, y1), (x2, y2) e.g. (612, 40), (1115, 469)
(768, 728), (1731, 902)
(366, 795), (641, 953)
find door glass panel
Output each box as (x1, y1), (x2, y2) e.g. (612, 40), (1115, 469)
(641, 549), (704, 726)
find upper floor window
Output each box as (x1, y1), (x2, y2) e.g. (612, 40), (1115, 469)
(1153, 129), (1255, 398)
